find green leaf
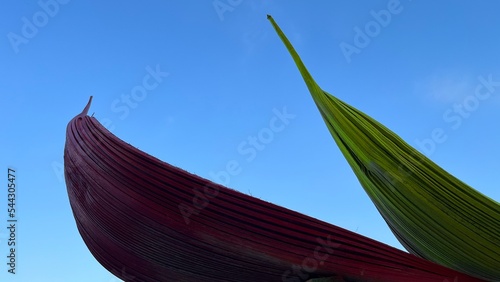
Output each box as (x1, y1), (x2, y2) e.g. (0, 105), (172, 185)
(267, 14), (500, 281)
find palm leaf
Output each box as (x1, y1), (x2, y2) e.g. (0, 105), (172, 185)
(267, 15), (500, 281)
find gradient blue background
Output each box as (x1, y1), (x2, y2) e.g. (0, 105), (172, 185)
(1, 1), (500, 281)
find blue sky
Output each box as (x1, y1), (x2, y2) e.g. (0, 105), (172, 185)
(1, 1), (500, 281)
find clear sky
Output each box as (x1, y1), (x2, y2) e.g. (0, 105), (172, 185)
(1, 1), (500, 281)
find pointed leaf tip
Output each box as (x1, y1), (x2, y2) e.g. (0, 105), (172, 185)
(267, 15), (324, 109)
(81, 96), (93, 116)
